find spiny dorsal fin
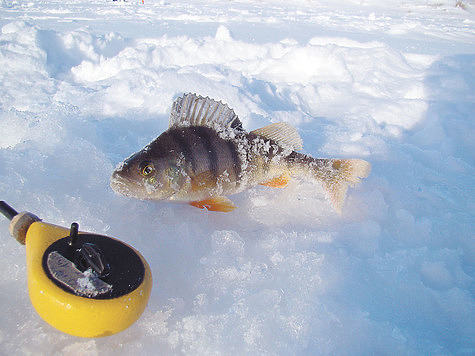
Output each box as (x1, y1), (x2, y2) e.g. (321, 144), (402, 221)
(169, 93), (243, 131)
(251, 122), (303, 151)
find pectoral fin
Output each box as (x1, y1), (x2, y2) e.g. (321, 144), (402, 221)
(189, 196), (236, 212)
(260, 174), (291, 188)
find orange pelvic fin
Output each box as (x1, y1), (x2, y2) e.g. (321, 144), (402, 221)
(260, 174), (290, 188)
(189, 196), (236, 212)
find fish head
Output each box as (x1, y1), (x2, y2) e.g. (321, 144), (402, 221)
(110, 148), (189, 201)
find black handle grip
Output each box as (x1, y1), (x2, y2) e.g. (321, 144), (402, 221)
(0, 201), (19, 221)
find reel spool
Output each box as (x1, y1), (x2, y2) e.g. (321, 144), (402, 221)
(0, 201), (152, 338)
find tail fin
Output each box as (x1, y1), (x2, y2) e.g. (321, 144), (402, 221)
(315, 159), (371, 213)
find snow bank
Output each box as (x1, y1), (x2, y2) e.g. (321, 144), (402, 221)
(0, 0), (474, 354)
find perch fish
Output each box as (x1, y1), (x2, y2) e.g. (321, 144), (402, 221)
(110, 93), (371, 212)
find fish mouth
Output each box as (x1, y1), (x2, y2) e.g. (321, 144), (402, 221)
(110, 171), (175, 200)
(110, 167), (183, 201)
(110, 172), (139, 198)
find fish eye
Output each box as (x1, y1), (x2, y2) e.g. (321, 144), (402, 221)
(140, 162), (155, 177)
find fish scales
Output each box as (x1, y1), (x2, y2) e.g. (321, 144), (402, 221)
(180, 125), (242, 196)
(139, 126), (244, 200)
(110, 93), (371, 213)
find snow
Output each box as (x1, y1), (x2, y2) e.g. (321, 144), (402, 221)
(0, 0), (474, 354)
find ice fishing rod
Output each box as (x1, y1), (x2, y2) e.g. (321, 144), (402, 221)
(0, 200), (152, 338)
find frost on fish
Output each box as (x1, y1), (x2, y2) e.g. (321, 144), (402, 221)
(110, 93), (371, 213)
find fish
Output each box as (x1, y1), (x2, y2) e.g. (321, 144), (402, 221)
(110, 93), (371, 213)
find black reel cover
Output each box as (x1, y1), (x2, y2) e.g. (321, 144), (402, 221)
(42, 223), (145, 299)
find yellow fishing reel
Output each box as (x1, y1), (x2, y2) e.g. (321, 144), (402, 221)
(0, 201), (152, 338)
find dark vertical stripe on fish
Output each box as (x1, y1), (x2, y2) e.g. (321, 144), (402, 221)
(170, 128), (196, 173)
(225, 139), (241, 183)
(192, 126), (218, 179)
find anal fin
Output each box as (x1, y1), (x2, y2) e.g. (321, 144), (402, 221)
(189, 196), (236, 212)
(260, 174), (291, 188)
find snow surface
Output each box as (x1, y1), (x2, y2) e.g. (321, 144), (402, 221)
(0, 0), (474, 354)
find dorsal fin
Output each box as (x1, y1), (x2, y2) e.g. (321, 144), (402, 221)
(251, 122), (303, 151)
(169, 93), (243, 131)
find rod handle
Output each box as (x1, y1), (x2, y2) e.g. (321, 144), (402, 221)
(0, 201), (41, 244)
(0, 201), (18, 221)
